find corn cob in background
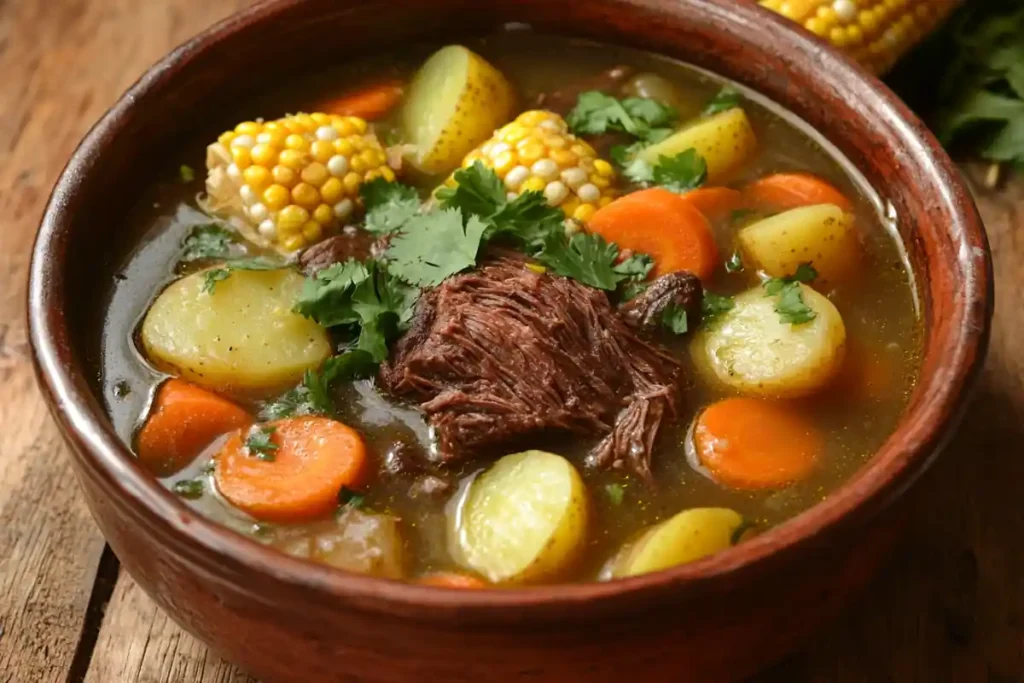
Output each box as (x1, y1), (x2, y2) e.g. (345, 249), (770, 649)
(760, 0), (961, 74)
(206, 113), (396, 254)
(446, 110), (618, 223)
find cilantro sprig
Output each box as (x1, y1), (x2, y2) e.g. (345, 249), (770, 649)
(181, 224), (237, 262)
(260, 350), (378, 420)
(566, 91), (677, 140)
(360, 178), (421, 235)
(244, 425), (279, 461)
(622, 148), (708, 192)
(763, 263), (818, 325)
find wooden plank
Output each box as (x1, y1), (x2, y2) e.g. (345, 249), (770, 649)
(0, 1), (254, 682)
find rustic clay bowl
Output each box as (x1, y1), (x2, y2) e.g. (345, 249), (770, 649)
(28, 0), (992, 681)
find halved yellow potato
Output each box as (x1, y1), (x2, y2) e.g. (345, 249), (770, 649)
(739, 203), (858, 283)
(693, 284), (846, 397)
(402, 45), (516, 175)
(140, 268), (331, 394)
(448, 450), (588, 584)
(636, 107), (757, 183)
(611, 507), (744, 578)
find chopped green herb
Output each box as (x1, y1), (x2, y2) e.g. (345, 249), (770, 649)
(172, 479), (204, 499)
(244, 425), (279, 461)
(763, 262), (818, 294)
(181, 224), (236, 262)
(360, 178), (421, 235)
(701, 291), (736, 322)
(604, 483), (625, 505)
(566, 91), (677, 141)
(179, 164), (196, 183)
(661, 303), (689, 335)
(650, 149), (707, 192)
(338, 486), (366, 509)
(202, 257), (282, 294)
(702, 87), (742, 116)
(112, 379), (132, 399)
(535, 230), (647, 291)
(725, 251), (744, 273)
(622, 157), (655, 185)
(386, 210), (488, 286)
(763, 263), (819, 325)
(201, 460), (216, 474)
(261, 349), (378, 420)
(620, 280), (649, 301)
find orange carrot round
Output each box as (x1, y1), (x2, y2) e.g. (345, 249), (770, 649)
(136, 379), (251, 476)
(318, 81), (404, 121)
(214, 416), (368, 523)
(692, 397), (822, 489)
(417, 572), (488, 589)
(681, 186), (742, 223)
(742, 173), (853, 212)
(588, 187), (719, 280)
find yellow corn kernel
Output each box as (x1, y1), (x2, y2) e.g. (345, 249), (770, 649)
(573, 204), (597, 222)
(342, 172), (362, 194)
(281, 234), (305, 252)
(561, 197), (580, 217)
(278, 205), (309, 234)
(250, 143), (277, 166)
(285, 134), (309, 152)
(310, 112), (331, 125)
(381, 167), (396, 183)
(589, 174), (611, 189)
(521, 177), (546, 193)
(272, 165), (298, 188)
(231, 146), (251, 169)
(293, 113), (315, 130)
(349, 117), (368, 134)
(218, 131), (236, 146)
(301, 221), (323, 242)
(243, 166), (272, 191)
(543, 135), (568, 150)
(592, 159), (614, 177)
(235, 121), (263, 136)
(311, 140), (335, 164)
(492, 150), (517, 176)
(502, 125), (530, 145)
(518, 143), (545, 165)
(549, 149), (579, 168)
(350, 155), (367, 174)
(334, 139), (356, 157)
(599, 196), (614, 208)
(517, 110), (548, 127)
(278, 149), (306, 170)
(301, 162), (329, 187)
(263, 184), (290, 211)
(291, 182), (320, 208)
(320, 177), (344, 204)
(313, 204), (334, 225)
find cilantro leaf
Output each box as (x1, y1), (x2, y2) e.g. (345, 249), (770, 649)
(763, 262), (818, 295)
(566, 91), (677, 140)
(361, 178), (421, 235)
(337, 486), (366, 509)
(702, 87), (742, 116)
(614, 252), (655, 280)
(260, 349), (378, 420)
(605, 483), (625, 505)
(535, 231), (636, 291)
(725, 251), (744, 273)
(386, 210), (488, 287)
(662, 303), (689, 335)
(435, 162), (507, 217)
(244, 425), (279, 461)
(701, 291), (735, 322)
(651, 149), (708, 192)
(762, 263), (819, 324)
(622, 157), (655, 184)
(294, 259), (371, 326)
(202, 257), (282, 294)
(181, 224), (236, 262)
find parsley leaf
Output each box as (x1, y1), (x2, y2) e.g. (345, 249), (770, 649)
(662, 303), (689, 335)
(244, 425), (279, 461)
(567, 91), (677, 140)
(202, 257), (282, 294)
(172, 479), (204, 499)
(651, 149), (708, 192)
(181, 224), (236, 262)
(386, 210), (488, 286)
(703, 87), (742, 116)
(605, 483), (625, 505)
(763, 263), (819, 324)
(535, 231), (636, 291)
(725, 251), (744, 273)
(701, 291), (736, 322)
(338, 486), (366, 509)
(179, 164), (196, 183)
(361, 178), (421, 235)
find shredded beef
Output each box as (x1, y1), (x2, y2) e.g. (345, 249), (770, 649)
(378, 258), (682, 481)
(619, 272), (704, 334)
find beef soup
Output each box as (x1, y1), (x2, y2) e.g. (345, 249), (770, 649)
(93, 32), (921, 586)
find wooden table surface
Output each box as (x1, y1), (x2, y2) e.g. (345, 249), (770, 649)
(1, 1), (1021, 682)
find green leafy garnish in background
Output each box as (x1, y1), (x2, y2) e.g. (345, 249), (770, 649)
(361, 178), (421, 235)
(567, 91), (677, 140)
(702, 87), (742, 116)
(181, 224), (236, 262)
(622, 148), (708, 192)
(701, 291), (736, 323)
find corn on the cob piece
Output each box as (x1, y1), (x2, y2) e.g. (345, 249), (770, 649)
(447, 110), (617, 223)
(205, 113), (396, 254)
(761, 0), (960, 74)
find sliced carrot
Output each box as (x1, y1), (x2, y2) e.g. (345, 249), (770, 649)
(318, 81), (404, 121)
(136, 379), (252, 476)
(214, 416), (368, 523)
(417, 572), (488, 589)
(693, 397), (822, 490)
(742, 173), (853, 212)
(587, 187), (719, 280)
(680, 186), (742, 224)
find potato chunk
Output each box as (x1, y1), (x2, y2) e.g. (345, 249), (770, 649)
(448, 450), (588, 584)
(693, 285), (846, 397)
(610, 508), (745, 578)
(739, 203), (858, 283)
(402, 45), (515, 175)
(140, 268), (331, 394)
(636, 107), (757, 183)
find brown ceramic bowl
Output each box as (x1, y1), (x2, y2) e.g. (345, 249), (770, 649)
(29, 1), (992, 681)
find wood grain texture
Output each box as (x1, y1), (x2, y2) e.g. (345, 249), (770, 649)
(0, 0), (1019, 681)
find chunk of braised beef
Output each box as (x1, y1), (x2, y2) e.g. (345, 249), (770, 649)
(619, 272), (704, 334)
(378, 257), (681, 481)
(535, 65), (634, 114)
(298, 227), (376, 275)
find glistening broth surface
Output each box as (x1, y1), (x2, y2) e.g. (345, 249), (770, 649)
(94, 31), (921, 583)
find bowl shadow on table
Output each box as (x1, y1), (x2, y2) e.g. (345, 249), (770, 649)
(754, 360), (1024, 681)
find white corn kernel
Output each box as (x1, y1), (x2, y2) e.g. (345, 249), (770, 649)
(539, 119), (561, 132)
(226, 163), (243, 182)
(240, 185), (257, 205)
(256, 132), (274, 144)
(504, 165), (530, 190)
(334, 198), (354, 219)
(561, 167), (588, 190)
(316, 125), (339, 141)
(577, 183), (601, 203)
(490, 142), (511, 156)
(833, 0), (856, 23)
(531, 159), (559, 181)
(258, 219), (277, 239)
(231, 134), (255, 149)
(327, 155), (349, 177)
(249, 202), (269, 222)
(544, 181), (569, 206)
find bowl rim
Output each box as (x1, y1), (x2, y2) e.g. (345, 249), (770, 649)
(28, 0), (992, 618)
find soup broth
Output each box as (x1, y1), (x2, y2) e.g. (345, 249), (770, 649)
(94, 31), (921, 585)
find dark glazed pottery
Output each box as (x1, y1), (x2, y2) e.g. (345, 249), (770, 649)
(28, 1), (992, 681)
